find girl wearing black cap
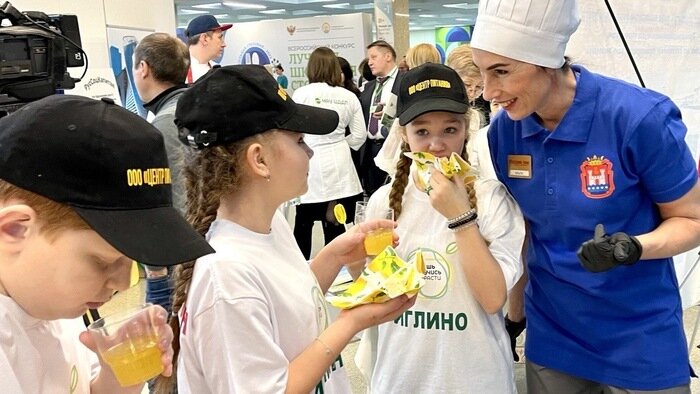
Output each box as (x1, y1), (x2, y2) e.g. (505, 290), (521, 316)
(357, 63), (525, 392)
(154, 65), (414, 394)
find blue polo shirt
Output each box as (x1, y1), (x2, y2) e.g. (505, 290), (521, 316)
(488, 65), (696, 389)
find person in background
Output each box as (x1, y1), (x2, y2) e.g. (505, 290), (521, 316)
(404, 43), (441, 70)
(153, 65), (414, 394)
(359, 40), (404, 197)
(274, 64), (288, 89)
(338, 56), (363, 183)
(357, 58), (375, 91)
(360, 63), (525, 393)
(397, 56), (409, 73)
(446, 44), (487, 126)
(472, 0), (700, 391)
(338, 57), (361, 98)
(0, 95), (213, 393)
(133, 33), (190, 318)
(184, 14), (231, 84)
(446, 44), (493, 127)
(292, 47), (366, 259)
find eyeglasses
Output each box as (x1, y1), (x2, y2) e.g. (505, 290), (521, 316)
(462, 78), (484, 98)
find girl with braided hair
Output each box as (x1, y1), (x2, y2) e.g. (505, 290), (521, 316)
(152, 65), (415, 394)
(359, 63), (525, 393)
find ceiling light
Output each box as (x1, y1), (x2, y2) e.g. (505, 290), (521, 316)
(192, 2), (223, 9)
(179, 9), (209, 14)
(443, 3), (479, 9)
(293, 9), (324, 16)
(260, 8), (286, 14)
(323, 2), (350, 9)
(418, 14), (436, 18)
(222, 1), (267, 10)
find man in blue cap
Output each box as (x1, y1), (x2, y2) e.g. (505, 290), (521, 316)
(184, 15), (232, 83)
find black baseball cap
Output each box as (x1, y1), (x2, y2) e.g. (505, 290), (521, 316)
(175, 65), (339, 149)
(185, 15), (232, 38)
(0, 95), (214, 266)
(397, 63), (469, 126)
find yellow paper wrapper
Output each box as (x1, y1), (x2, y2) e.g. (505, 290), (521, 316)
(404, 151), (477, 189)
(328, 247), (425, 309)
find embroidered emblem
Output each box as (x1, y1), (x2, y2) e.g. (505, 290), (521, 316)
(580, 155), (615, 199)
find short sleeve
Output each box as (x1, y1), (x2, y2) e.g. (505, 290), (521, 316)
(475, 179), (525, 291)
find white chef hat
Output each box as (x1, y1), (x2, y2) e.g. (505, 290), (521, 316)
(470, 0), (581, 68)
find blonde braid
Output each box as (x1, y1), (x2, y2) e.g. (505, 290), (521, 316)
(461, 130), (478, 214)
(153, 143), (245, 394)
(389, 141), (411, 219)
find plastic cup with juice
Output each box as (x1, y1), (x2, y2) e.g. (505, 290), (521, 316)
(363, 207), (394, 255)
(88, 303), (164, 387)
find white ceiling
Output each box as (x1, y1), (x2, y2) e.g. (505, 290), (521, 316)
(174, 0), (479, 31)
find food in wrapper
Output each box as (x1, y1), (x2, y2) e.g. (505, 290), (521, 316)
(404, 151), (478, 190)
(328, 247), (425, 309)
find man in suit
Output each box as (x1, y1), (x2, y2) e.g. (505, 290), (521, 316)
(359, 40), (403, 196)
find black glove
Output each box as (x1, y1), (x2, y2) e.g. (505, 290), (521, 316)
(504, 315), (526, 362)
(577, 224), (642, 273)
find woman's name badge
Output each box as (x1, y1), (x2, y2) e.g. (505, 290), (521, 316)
(507, 155), (532, 179)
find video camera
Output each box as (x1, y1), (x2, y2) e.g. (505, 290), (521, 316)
(0, 1), (86, 108)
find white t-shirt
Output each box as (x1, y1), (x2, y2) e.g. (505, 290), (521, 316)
(177, 212), (350, 393)
(293, 82), (365, 203)
(468, 125), (497, 181)
(366, 176), (524, 393)
(0, 295), (98, 394)
(187, 55), (214, 84)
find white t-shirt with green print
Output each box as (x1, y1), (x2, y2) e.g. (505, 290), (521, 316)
(366, 176), (524, 393)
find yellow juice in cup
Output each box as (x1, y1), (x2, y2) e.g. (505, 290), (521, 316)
(364, 228), (393, 255)
(102, 336), (163, 387)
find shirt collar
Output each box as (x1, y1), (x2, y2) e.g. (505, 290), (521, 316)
(381, 66), (398, 80)
(143, 85), (187, 114)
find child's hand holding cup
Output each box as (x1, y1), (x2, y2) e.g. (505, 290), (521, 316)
(87, 303), (173, 387)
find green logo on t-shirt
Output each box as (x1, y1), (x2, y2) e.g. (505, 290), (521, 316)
(69, 365), (78, 393)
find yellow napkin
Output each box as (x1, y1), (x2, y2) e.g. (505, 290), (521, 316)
(404, 151), (477, 190)
(328, 247), (425, 309)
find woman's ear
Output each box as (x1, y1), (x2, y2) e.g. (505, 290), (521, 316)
(0, 205), (37, 251)
(244, 143), (271, 180)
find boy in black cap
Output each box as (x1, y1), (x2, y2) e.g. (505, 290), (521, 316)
(154, 65), (414, 393)
(0, 95), (213, 393)
(184, 14), (232, 83)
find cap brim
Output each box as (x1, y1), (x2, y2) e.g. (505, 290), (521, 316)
(398, 98), (468, 126)
(279, 103), (339, 135)
(216, 24), (233, 32)
(74, 206), (215, 266)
